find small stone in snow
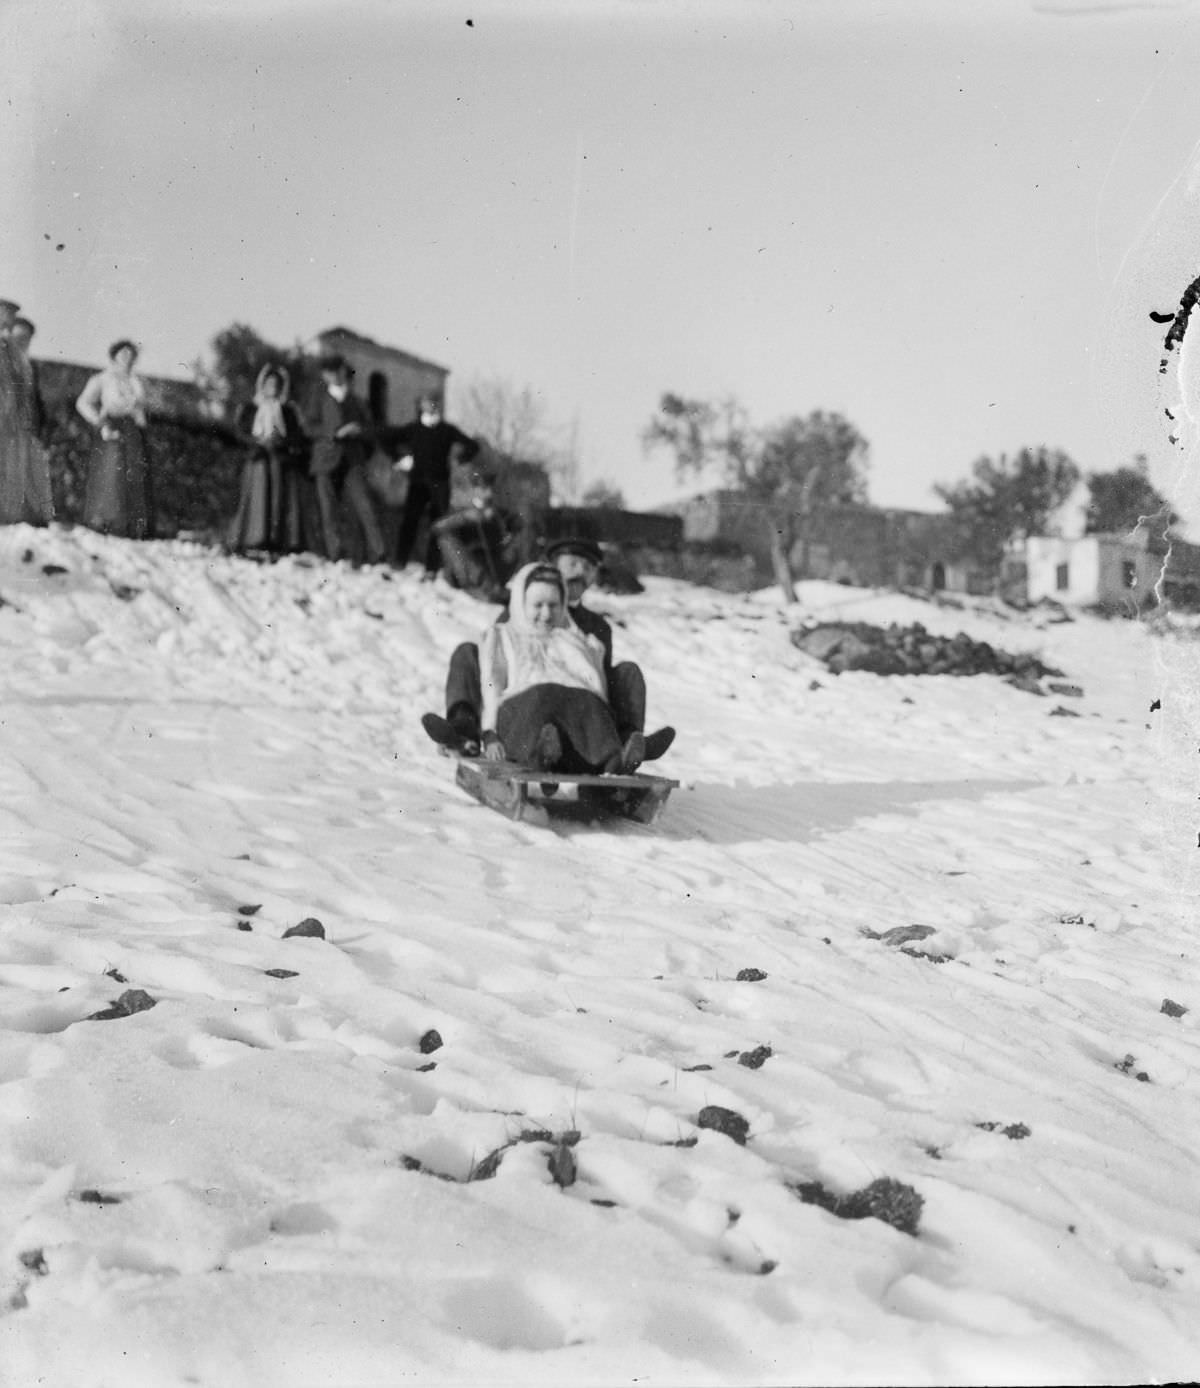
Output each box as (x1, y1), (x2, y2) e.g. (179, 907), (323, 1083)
(419, 1029), (443, 1054)
(736, 968), (768, 982)
(86, 988), (157, 1021)
(867, 924), (935, 947)
(264, 968), (298, 979)
(738, 1045), (772, 1070)
(1161, 998), (1188, 1019)
(283, 918), (325, 940)
(697, 1105), (750, 1145)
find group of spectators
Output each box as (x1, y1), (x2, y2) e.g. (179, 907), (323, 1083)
(0, 302), (158, 538)
(211, 350), (501, 580)
(0, 317), (524, 591)
(223, 353), (531, 590)
(227, 353), (525, 591)
(242, 352), (484, 575)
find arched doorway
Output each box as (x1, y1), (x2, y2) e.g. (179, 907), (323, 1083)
(368, 371), (389, 426)
(930, 560), (946, 591)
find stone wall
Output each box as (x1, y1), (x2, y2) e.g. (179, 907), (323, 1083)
(37, 359), (211, 423)
(671, 493), (978, 592)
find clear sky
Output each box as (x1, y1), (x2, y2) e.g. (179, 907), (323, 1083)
(5, 0), (1200, 516)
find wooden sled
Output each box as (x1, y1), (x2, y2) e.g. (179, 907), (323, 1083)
(451, 754), (678, 826)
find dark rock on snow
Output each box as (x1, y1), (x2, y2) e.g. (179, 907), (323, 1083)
(792, 621), (1063, 687)
(737, 1045), (773, 1070)
(975, 1121), (1031, 1140)
(282, 917), (325, 940)
(788, 1175), (924, 1237)
(863, 924), (936, 947)
(698, 1105), (750, 1145)
(86, 988), (157, 1021)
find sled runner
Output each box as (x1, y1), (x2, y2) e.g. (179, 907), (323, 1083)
(450, 754), (678, 826)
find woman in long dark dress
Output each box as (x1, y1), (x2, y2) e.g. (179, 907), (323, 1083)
(227, 364), (310, 555)
(75, 339), (153, 539)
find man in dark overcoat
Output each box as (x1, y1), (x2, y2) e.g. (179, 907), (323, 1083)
(387, 392), (480, 578)
(306, 355), (384, 564)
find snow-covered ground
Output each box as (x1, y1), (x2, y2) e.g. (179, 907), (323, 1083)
(0, 525), (1196, 1388)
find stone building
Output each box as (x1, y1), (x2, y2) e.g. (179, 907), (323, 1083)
(306, 326), (449, 428)
(670, 491), (984, 593)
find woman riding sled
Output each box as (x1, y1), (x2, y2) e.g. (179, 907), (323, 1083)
(479, 562), (645, 775)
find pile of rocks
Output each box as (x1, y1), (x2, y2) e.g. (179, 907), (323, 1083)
(791, 621), (1063, 689)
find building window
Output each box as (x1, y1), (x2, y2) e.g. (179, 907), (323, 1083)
(368, 371), (389, 425)
(1122, 560), (1137, 589)
(1055, 562), (1070, 591)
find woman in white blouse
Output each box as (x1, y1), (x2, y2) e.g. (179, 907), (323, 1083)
(75, 339), (152, 538)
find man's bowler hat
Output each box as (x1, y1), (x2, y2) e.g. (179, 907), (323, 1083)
(545, 536), (603, 566)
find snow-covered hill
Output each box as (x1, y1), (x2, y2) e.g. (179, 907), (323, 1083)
(0, 526), (1196, 1387)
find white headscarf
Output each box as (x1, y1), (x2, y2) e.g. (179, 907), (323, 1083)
(479, 562), (606, 731)
(507, 562), (568, 635)
(251, 363), (289, 442)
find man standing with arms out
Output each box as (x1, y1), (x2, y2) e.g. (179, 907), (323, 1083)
(389, 392), (480, 579)
(423, 535), (675, 765)
(306, 354), (384, 565)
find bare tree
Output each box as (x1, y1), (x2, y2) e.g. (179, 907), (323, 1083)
(452, 374), (580, 502)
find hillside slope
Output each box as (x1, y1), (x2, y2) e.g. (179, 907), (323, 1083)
(0, 526), (1196, 1388)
